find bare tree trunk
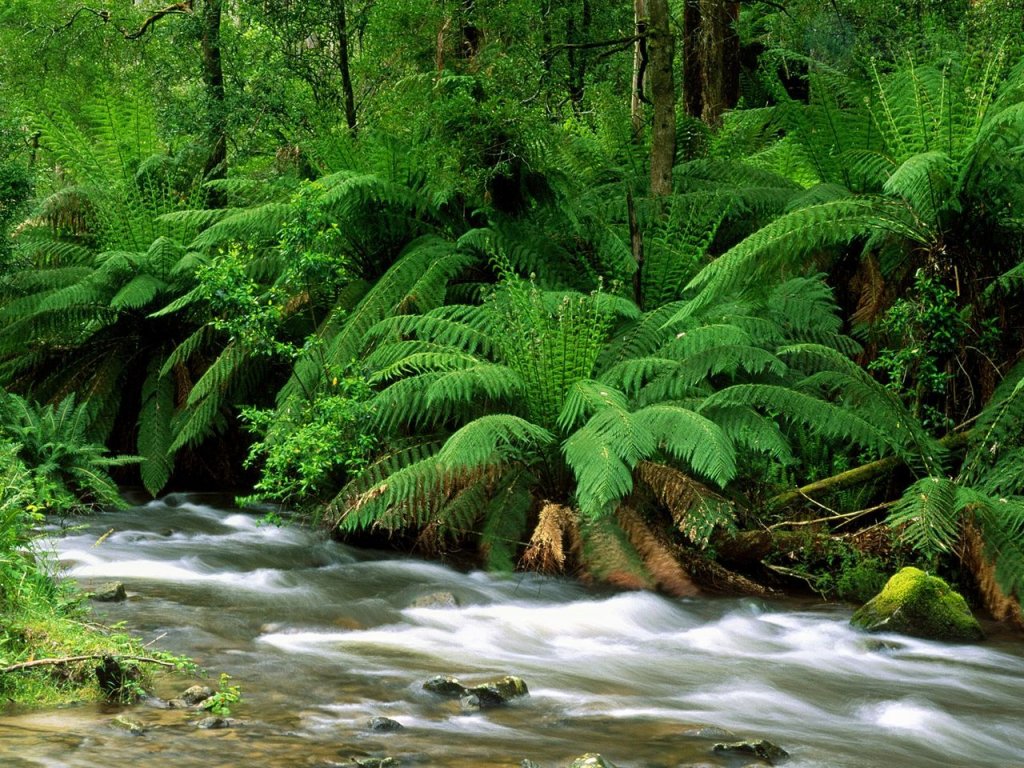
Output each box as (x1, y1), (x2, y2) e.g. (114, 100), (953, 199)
(334, 0), (357, 133)
(647, 0), (675, 196)
(566, 0), (592, 113)
(200, 0), (227, 208)
(682, 0), (739, 128)
(631, 0), (648, 140)
(682, 0), (702, 119)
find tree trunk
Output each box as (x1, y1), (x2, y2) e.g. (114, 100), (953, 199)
(631, 0), (648, 140)
(334, 0), (357, 133)
(566, 0), (592, 113)
(200, 0), (227, 208)
(647, 0), (675, 196)
(682, 0), (739, 128)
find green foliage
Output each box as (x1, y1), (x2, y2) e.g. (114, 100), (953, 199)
(0, 392), (133, 514)
(201, 673), (242, 717)
(869, 270), (973, 432)
(239, 368), (376, 514)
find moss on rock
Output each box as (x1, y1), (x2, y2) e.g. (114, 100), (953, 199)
(851, 567), (984, 641)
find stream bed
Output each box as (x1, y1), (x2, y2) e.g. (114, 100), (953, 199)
(2, 495), (1023, 768)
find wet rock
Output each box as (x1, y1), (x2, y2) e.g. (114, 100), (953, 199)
(424, 674), (529, 709)
(851, 567), (984, 642)
(712, 739), (789, 765)
(467, 676), (529, 708)
(366, 716), (404, 732)
(348, 759), (399, 768)
(423, 675), (468, 698)
(179, 684), (215, 706)
(110, 715), (146, 735)
(410, 591), (458, 609)
(521, 761), (543, 768)
(91, 582), (127, 602)
(195, 716), (232, 729)
(569, 755), (619, 768)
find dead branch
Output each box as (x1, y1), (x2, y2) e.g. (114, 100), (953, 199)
(57, 2), (193, 41)
(767, 431), (970, 510)
(2, 654), (177, 674)
(123, 2), (194, 40)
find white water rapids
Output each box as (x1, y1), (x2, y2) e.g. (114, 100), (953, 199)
(2, 496), (1023, 767)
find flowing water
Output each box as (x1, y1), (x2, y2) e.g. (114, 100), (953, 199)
(2, 496), (1024, 768)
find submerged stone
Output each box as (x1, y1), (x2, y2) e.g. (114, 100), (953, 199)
(712, 739), (789, 765)
(195, 715), (232, 729)
(110, 715), (145, 736)
(410, 591), (458, 609)
(850, 567), (984, 642)
(366, 716), (404, 732)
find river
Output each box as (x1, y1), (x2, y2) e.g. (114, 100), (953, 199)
(1, 495), (1023, 767)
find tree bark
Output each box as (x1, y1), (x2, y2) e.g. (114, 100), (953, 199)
(682, 0), (739, 128)
(631, 0), (648, 140)
(566, 0), (592, 113)
(647, 0), (675, 196)
(334, 0), (357, 133)
(200, 0), (227, 208)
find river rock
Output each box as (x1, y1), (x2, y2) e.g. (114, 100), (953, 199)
(367, 716), (404, 732)
(521, 761), (543, 768)
(110, 715), (146, 735)
(569, 754), (619, 768)
(348, 759), (399, 768)
(467, 675), (529, 707)
(712, 739), (789, 765)
(195, 715), (232, 729)
(423, 675), (468, 698)
(179, 685), (215, 706)
(850, 567), (984, 641)
(424, 674), (529, 709)
(91, 582), (127, 602)
(410, 591), (458, 609)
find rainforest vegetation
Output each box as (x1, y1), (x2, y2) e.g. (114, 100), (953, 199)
(2, 0), (1024, 696)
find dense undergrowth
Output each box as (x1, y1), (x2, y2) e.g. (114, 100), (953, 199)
(1, 0), (1024, 647)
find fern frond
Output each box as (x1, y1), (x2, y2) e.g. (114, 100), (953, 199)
(635, 460), (736, 548)
(701, 383), (890, 455)
(137, 361), (175, 495)
(886, 476), (960, 558)
(479, 470), (534, 571)
(615, 505), (699, 596)
(633, 404), (737, 487)
(521, 502), (576, 573)
(435, 415), (555, 471)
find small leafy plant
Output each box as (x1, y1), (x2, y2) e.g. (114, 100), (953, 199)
(202, 673), (242, 717)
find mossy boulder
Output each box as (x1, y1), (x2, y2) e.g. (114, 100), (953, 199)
(850, 567), (984, 642)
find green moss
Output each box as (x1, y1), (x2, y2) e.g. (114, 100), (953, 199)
(851, 567), (984, 642)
